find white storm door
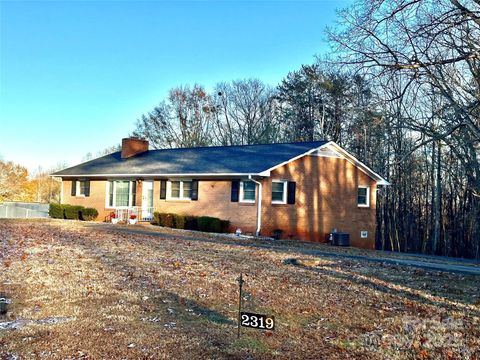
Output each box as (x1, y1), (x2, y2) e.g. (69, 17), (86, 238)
(142, 180), (154, 220)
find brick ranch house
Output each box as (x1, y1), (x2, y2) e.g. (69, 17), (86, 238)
(52, 138), (389, 249)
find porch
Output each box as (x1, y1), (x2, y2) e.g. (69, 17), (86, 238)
(112, 206), (155, 222)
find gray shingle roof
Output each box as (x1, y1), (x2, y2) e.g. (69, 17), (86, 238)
(52, 141), (328, 177)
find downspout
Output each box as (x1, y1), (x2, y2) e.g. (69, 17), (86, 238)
(248, 175), (262, 236)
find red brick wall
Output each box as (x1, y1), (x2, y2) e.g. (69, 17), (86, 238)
(62, 179), (257, 231)
(61, 154), (377, 248)
(62, 179), (111, 220)
(152, 180), (258, 233)
(260, 155), (377, 249)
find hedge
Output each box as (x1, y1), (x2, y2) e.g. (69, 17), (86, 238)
(49, 203), (63, 219)
(197, 216), (222, 233)
(49, 203), (98, 221)
(185, 216), (199, 230)
(153, 212), (229, 234)
(82, 208), (99, 221)
(174, 214), (186, 229)
(64, 205), (83, 220)
(220, 220), (230, 233)
(153, 212), (162, 226)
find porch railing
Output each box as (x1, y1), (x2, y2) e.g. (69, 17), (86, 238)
(114, 207), (154, 222)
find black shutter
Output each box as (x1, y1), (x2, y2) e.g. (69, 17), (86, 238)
(287, 181), (296, 204)
(231, 180), (240, 202)
(84, 180), (90, 197)
(160, 180), (167, 199)
(191, 180), (199, 200)
(71, 179), (77, 196)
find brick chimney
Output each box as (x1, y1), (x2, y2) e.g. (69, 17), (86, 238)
(121, 137), (149, 158)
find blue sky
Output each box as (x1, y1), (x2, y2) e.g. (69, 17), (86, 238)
(0, 0), (350, 173)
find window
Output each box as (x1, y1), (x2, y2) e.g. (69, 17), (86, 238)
(357, 186), (370, 207)
(240, 181), (256, 203)
(182, 181), (191, 199)
(271, 180), (287, 204)
(171, 181), (181, 198)
(77, 180), (87, 196)
(115, 181), (130, 207)
(168, 180), (192, 200)
(106, 180), (136, 208)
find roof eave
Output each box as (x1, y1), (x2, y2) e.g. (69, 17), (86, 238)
(51, 172), (264, 178)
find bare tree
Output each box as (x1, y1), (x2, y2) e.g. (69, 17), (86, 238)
(133, 85), (216, 148)
(213, 79), (279, 145)
(329, 0), (480, 257)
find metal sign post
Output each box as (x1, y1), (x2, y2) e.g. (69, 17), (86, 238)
(237, 273), (275, 338)
(237, 273), (244, 339)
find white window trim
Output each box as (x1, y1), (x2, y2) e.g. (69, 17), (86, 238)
(239, 180), (256, 203)
(271, 180), (288, 204)
(76, 180), (86, 197)
(105, 180), (134, 208)
(357, 186), (370, 207)
(167, 179), (192, 200)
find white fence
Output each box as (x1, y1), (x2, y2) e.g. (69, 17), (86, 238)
(0, 202), (49, 219)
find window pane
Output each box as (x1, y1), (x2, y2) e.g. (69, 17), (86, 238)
(358, 188), (367, 196)
(358, 188), (368, 205)
(148, 189), (153, 207)
(79, 181), (86, 195)
(109, 181), (114, 207)
(183, 181), (192, 198)
(171, 181), (180, 198)
(244, 181), (255, 192)
(131, 181), (136, 206)
(272, 182), (284, 192)
(243, 181), (255, 201)
(272, 182), (284, 202)
(272, 192), (284, 202)
(115, 181), (130, 207)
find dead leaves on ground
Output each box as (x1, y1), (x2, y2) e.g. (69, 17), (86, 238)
(0, 220), (479, 359)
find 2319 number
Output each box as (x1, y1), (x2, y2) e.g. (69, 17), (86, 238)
(240, 312), (275, 330)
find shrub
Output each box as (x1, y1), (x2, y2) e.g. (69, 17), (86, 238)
(49, 203), (98, 221)
(153, 212), (228, 233)
(153, 212), (161, 225)
(155, 212), (168, 226)
(81, 207), (98, 221)
(64, 205), (84, 220)
(185, 216), (198, 230)
(153, 212), (175, 228)
(197, 216), (222, 233)
(49, 203), (63, 219)
(163, 213), (175, 228)
(219, 220), (230, 233)
(174, 214), (186, 229)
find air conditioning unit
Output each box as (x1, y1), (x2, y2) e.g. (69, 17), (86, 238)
(331, 233), (350, 246)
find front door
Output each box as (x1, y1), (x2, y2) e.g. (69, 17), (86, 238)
(142, 180), (154, 220)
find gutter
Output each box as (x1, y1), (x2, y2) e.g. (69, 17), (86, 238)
(248, 175), (262, 236)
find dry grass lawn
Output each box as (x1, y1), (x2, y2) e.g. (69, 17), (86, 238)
(1, 219), (479, 359)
